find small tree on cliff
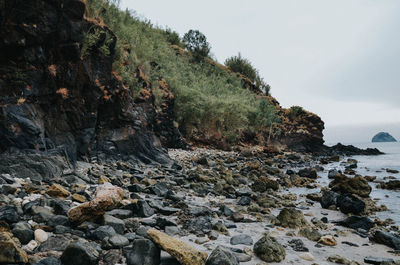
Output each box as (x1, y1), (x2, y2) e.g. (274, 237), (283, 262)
(183, 30), (211, 60)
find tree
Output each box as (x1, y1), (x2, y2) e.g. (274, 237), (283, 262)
(183, 30), (211, 59)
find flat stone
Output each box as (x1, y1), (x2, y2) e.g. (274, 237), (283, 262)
(230, 234), (253, 246)
(46, 184), (70, 198)
(364, 256), (395, 264)
(103, 215), (125, 234)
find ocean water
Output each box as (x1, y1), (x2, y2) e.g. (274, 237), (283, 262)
(290, 141), (400, 225)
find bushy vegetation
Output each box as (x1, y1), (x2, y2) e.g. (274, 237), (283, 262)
(225, 53), (271, 95)
(84, 0), (279, 142)
(288, 106), (306, 119)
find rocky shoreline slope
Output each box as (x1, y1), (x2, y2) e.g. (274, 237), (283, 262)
(1, 146), (400, 265)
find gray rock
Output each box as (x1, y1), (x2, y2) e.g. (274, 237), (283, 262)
(320, 190), (339, 209)
(47, 215), (70, 228)
(230, 234), (253, 246)
(61, 242), (99, 265)
(234, 253), (251, 262)
(237, 196), (251, 206)
(165, 226), (180, 236)
(39, 235), (72, 252)
(336, 216), (374, 231)
(253, 235), (286, 262)
(364, 256), (395, 264)
(206, 245), (239, 265)
(126, 238), (160, 265)
(0, 206), (20, 223)
(91, 226), (117, 241)
(337, 194), (366, 215)
(298, 168), (317, 179)
(370, 230), (400, 250)
(107, 209), (133, 219)
(131, 200), (155, 217)
(103, 215), (125, 234)
(12, 222), (33, 244)
(107, 235), (130, 248)
(288, 239), (309, 252)
(33, 257), (62, 265)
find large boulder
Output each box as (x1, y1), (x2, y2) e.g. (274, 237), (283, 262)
(0, 232), (28, 264)
(336, 194), (365, 215)
(60, 242), (99, 265)
(147, 229), (208, 265)
(253, 235), (286, 262)
(370, 230), (400, 250)
(298, 168), (317, 179)
(329, 175), (371, 197)
(335, 216), (374, 231)
(320, 190), (339, 209)
(276, 207), (308, 228)
(68, 183), (125, 225)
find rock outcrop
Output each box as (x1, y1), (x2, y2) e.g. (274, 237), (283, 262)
(372, 132), (397, 142)
(0, 0), (179, 165)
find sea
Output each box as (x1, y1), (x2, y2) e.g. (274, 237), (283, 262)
(290, 141), (400, 226)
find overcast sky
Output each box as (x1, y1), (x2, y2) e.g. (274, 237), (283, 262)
(120, 0), (400, 143)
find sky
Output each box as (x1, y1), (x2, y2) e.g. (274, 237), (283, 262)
(120, 0), (400, 143)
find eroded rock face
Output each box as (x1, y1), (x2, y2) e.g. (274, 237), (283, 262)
(147, 229), (208, 265)
(0, 0), (175, 164)
(68, 183), (125, 225)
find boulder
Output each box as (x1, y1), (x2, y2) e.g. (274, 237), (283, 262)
(230, 234), (253, 246)
(206, 245), (239, 265)
(336, 194), (365, 215)
(329, 175), (371, 197)
(298, 227), (322, 241)
(68, 183), (125, 225)
(253, 235), (286, 262)
(320, 190), (339, 209)
(335, 216), (374, 231)
(251, 176), (279, 192)
(60, 242), (99, 265)
(370, 230), (400, 250)
(379, 180), (400, 190)
(11, 222), (34, 245)
(147, 229), (208, 265)
(0, 232), (28, 264)
(126, 238), (160, 265)
(276, 207), (308, 228)
(46, 184), (70, 198)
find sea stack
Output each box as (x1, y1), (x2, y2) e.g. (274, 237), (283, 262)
(372, 132), (397, 142)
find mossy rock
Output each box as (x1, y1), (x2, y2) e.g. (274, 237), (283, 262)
(276, 207), (308, 228)
(253, 235), (286, 262)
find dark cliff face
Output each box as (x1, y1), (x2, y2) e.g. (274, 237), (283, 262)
(0, 0), (175, 163)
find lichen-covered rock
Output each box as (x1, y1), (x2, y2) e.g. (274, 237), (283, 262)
(0, 232), (28, 264)
(147, 229), (208, 265)
(68, 183), (124, 225)
(276, 207), (308, 228)
(253, 235), (286, 262)
(329, 175), (371, 197)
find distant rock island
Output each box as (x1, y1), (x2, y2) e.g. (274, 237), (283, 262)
(372, 132), (397, 142)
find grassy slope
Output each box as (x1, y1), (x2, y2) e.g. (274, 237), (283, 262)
(84, 0), (279, 144)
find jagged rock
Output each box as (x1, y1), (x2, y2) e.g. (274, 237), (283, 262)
(33, 257), (62, 265)
(68, 183), (125, 225)
(276, 207), (308, 228)
(320, 190), (339, 209)
(90, 226), (117, 241)
(319, 235), (337, 246)
(128, 199), (155, 218)
(298, 227), (322, 241)
(336, 194), (365, 215)
(126, 238), (160, 265)
(379, 180), (400, 190)
(329, 175), (371, 197)
(372, 132), (397, 143)
(298, 168), (317, 179)
(328, 169), (341, 179)
(206, 245), (239, 265)
(0, 232), (28, 264)
(251, 176), (279, 192)
(370, 230), (400, 250)
(335, 216), (374, 231)
(60, 242), (99, 265)
(12, 222), (33, 245)
(253, 235), (286, 262)
(46, 184), (71, 198)
(104, 235), (129, 249)
(102, 215), (125, 234)
(288, 239), (309, 252)
(147, 229), (208, 265)
(0, 206), (20, 224)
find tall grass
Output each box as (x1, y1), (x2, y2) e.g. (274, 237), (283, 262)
(84, 0), (279, 142)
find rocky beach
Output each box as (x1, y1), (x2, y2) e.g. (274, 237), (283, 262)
(1, 145), (400, 265)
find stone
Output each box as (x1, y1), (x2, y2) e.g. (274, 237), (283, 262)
(206, 245), (239, 265)
(184, 216), (212, 235)
(253, 235), (286, 262)
(329, 175), (371, 197)
(126, 238), (160, 265)
(319, 235), (337, 246)
(107, 209), (133, 219)
(298, 227), (322, 241)
(60, 242), (99, 265)
(107, 234), (129, 248)
(336, 216), (374, 231)
(288, 239), (309, 252)
(251, 176), (279, 192)
(12, 222), (34, 244)
(364, 256), (395, 265)
(33, 257), (62, 265)
(68, 184), (125, 225)
(91, 226), (117, 241)
(0, 232), (28, 264)
(327, 254), (351, 264)
(34, 229), (48, 243)
(102, 215), (125, 234)
(298, 168), (317, 179)
(129, 200), (155, 217)
(276, 207), (308, 228)
(38, 235), (72, 252)
(22, 240), (39, 253)
(48, 215), (70, 228)
(230, 234), (253, 246)
(300, 253), (314, 261)
(370, 230), (400, 250)
(237, 196), (251, 206)
(72, 193), (87, 203)
(147, 229), (208, 265)
(328, 169), (340, 179)
(0, 206), (20, 224)
(337, 194), (366, 215)
(320, 190), (339, 209)
(46, 184), (70, 198)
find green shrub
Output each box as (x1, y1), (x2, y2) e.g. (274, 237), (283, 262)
(182, 30), (211, 60)
(225, 53), (257, 82)
(289, 106), (306, 119)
